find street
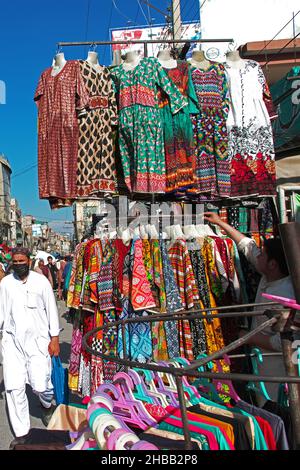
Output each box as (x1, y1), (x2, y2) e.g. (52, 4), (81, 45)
(0, 300), (74, 450)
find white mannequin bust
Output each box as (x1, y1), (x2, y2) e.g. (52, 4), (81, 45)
(52, 52), (67, 76)
(86, 51), (100, 69)
(225, 50), (246, 69)
(189, 50), (211, 70)
(157, 49), (177, 69)
(123, 51), (141, 71)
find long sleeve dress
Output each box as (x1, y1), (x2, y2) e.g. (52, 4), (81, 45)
(191, 62), (231, 198)
(111, 57), (188, 193)
(34, 61), (90, 208)
(77, 61), (118, 196)
(225, 60), (276, 196)
(157, 60), (199, 194)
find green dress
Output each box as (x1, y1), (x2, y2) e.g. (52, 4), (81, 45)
(112, 57), (187, 193)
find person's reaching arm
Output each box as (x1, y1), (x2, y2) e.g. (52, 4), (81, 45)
(204, 212), (261, 271)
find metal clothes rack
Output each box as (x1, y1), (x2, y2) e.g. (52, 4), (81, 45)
(82, 304), (300, 450)
(57, 38), (234, 59)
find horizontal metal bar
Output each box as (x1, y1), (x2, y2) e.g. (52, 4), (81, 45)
(184, 316), (280, 371)
(80, 309), (281, 337)
(58, 38), (234, 47)
(82, 335), (300, 383)
(228, 352), (283, 359)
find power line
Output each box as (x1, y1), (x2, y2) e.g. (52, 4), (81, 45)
(12, 164), (37, 179)
(112, 0), (136, 24)
(262, 31), (300, 68)
(102, 0), (114, 64)
(255, 10), (300, 57)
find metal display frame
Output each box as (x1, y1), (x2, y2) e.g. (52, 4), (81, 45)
(83, 303), (300, 450)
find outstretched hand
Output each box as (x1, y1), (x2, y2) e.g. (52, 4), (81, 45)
(203, 212), (222, 225)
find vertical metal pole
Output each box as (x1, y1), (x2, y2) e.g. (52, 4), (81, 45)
(280, 330), (300, 449)
(279, 222), (300, 449)
(144, 42), (148, 57)
(279, 222), (300, 302)
(174, 375), (193, 450)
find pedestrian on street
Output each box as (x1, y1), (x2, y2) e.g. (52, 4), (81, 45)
(34, 258), (53, 287)
(47, 256), (58, 291)
(0, 246), (60, 447)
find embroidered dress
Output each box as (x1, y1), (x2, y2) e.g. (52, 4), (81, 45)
(112, 57), (187, 193)
(131, 238), (156, 311)
(191, 63), (231, 197)
(158, 61), (199, 194)
(168, 239), (199, 360)
(34, 61), (89, 208)
(225, 60), (276, 196)
(77, 61), (118, 196)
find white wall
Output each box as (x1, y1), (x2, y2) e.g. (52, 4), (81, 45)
(200, 0), (300, 60)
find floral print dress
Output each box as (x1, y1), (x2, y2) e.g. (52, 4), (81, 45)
(225, 60), (276, 196)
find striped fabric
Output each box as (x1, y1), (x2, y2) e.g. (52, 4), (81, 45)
(168, 239), (199, 360)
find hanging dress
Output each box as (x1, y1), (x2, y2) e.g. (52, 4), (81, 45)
(225, 60), (276, 196)
(191, 62), (231, 198)
(157, 61), (199, 194)
(77, 61), (118, 196)
(34, 61), (90, 208)
(111, 57), (187, 193)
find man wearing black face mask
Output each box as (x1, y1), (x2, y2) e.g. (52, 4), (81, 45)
(0, 247), (60, 446)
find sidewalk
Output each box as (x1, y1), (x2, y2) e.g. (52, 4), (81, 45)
(0, 300), (74, 450)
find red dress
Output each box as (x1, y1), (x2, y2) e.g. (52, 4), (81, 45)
(34, 61), (89, 208)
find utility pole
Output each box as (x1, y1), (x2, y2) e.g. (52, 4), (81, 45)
(172, 0), (182, 40)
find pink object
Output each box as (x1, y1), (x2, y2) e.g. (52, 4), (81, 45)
(131, 440), (158, 450)
(82, 396), (91, 404)
(262, 293), (300, 310)
(214, 355), (240, 402)
(107, 429), (129, 451)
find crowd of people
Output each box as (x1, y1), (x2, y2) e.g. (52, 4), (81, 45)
(0, 245), (73, 299)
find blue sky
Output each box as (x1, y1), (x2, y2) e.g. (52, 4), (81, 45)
(0, 0), (198, 233)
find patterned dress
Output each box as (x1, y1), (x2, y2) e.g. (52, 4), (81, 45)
(191, 62), (231, 198)
(158, 61), (199, 194)
(111, 57), (187, 193)
(225, 60), (276, 196)
(77, 61), (118, 196)
(34, 61), (90, 208)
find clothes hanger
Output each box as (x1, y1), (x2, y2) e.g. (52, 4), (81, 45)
(194, 354), (224, 404)
(245, 347), (271, 401)
(127, 369), (158, 405)
(213, 355), (240, 402)
(152, 362), (180, 407)
(96, 374), (156, 428)
(133, 367), (170, 407)
(113, 372), (157, 425)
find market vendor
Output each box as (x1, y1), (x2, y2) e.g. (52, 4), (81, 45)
(204, 211), (295, 402)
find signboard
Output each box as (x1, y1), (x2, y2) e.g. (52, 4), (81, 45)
(32, 224), (42, 237)
(110, 22), (201, 59)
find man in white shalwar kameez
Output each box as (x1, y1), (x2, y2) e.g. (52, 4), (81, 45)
(0, 247), (60, 445)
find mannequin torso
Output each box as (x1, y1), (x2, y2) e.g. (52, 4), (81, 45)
(123, 51), (141, 71)
(52, 53), (67, 76)
(225, 50), (246, 69)
(189, 50), (211, 70)
(86, 51), (101, 70)
(157, 49), (177, 69)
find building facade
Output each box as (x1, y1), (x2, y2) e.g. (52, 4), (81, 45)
(10, 198), (23, 247)
(0, 154), (12, 243)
